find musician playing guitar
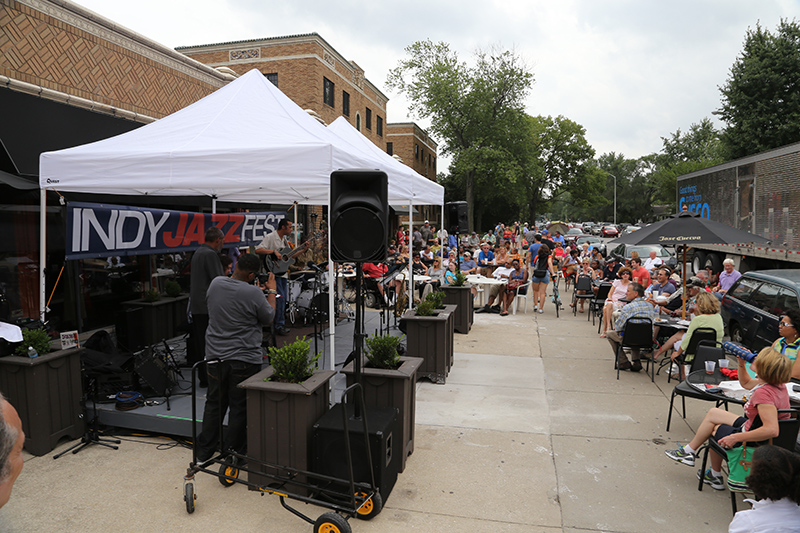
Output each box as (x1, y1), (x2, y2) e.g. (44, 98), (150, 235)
(255, 219), (309, 336)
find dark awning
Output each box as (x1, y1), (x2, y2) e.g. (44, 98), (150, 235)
(0, 86), (143, 178)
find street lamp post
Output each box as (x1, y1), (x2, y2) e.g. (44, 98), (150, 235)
(609, 173), (617, 226)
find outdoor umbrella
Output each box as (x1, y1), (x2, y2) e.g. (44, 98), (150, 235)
(608, 210), (770, 317)
(546, 222), (570, 236)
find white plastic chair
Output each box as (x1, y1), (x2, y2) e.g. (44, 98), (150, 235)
(512, 281), (533, 315)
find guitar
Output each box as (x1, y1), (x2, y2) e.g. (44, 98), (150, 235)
(263, 231), (322, 276)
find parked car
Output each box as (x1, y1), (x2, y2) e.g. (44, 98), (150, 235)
(601, 225), (619, 238)
(607, 243), (677, 269)
(565, 227), (584, 245)
(581, 222), (594, 233)
(575, 235), (606, 257)
(720, 270), (800, 352)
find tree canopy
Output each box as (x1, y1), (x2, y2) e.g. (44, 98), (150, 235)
(717, 18), (800, 159)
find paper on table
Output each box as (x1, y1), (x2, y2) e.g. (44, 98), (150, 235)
(677, 319), (691, 326)
(785, 383), (800, 403)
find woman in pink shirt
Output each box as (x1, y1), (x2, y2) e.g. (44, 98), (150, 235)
(600, 267), (632, 337)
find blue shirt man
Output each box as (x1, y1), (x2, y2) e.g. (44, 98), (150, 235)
(477, 244), (495, 266)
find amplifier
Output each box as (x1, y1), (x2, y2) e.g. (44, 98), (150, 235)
(312, 403), (399, 501)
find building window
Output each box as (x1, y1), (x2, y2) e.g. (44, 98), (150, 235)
(414, 144), (419, 160)
(355, 112), (361, 131)
(342, 91), (350, 116)
(376, 116), (383, 137)
(323, 77), (335, 107)
(386, 142), (393, 155)
(264, 73), (278, 87)
(365, 108), (372, 130)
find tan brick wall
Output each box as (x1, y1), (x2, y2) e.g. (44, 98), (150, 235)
(180, 34), (389, 148)
(386, 123), (438, 179)
(0, 0), (225, 118)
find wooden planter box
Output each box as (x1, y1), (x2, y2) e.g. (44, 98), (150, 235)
(342, 356), (423, 473)
(0, 347), (84, 456)
(400, 310), (451, 384)
(121, 294), (189, 346)
(441, 285), (473, 334)
(239, 367), (334, 494)
(440, 304), (456, 371)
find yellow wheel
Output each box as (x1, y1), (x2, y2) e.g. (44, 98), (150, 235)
(218, 458), (239, 487)
(354, 491), (382, 520)
(313, 512), (351, 533)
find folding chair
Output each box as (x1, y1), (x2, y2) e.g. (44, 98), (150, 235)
(665, 340), (735, 431)
(590, 283), (612, 330)
(571, 275), (594, 317)
(615, 318), (654, 380)
(658, 327), (719, 384)
(512, 280), (533, 315)
(697, 409), (800, 514)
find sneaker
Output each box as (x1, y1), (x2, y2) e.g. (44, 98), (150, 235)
(665, 447), (695, 466)
(697, 468), (724, 490)
(533, 305), (539, 312)
(538, 308), (544, 314)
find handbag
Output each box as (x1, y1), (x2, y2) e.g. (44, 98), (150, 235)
(726, 442), (753, 492)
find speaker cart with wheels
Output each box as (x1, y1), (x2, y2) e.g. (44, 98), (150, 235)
(183, 367), (382, 533)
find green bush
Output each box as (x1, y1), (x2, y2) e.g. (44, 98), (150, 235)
(415, 300), (436, 317)
(143, 289), (161, 302)
(267, 337), (321, 383)
(365, 333), (404, 370)
(15, 328), (52, 357)
(164, 280), (182, 298)
(450, 270), (468, 287)
(426, 290), (445, 309)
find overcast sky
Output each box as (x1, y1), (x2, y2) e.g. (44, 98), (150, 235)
(77, 0), (798, 169)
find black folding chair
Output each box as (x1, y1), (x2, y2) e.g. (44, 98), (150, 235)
(572, 275), (594, 317)
(590, 283), (612, 330)
(697, 409), (800, 514)
(665, 340), (734, 431)
(615, 318), (654, 380)
(658, 327), (719, 384)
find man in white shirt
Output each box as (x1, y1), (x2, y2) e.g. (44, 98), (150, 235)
(256, 218), (306, 336)
(642, 250), (663, 273)
(475, 260), (514, 313)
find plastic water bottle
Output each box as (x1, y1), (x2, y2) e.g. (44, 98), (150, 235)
(26, 345), (38, 358)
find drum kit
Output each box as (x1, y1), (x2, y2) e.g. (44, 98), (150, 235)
(287, 268), (330, 325)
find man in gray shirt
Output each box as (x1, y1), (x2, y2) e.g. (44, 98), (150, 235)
(196, 253), (276, 462)
(189, 226), (224, 386)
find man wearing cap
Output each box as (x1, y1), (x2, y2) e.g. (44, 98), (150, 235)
(540, 230), (556, 251)
(460, 251), (477, 274)
(420, 220), (433, 246)
(657, 276), (704, 316)
(602, 256), (621, 281)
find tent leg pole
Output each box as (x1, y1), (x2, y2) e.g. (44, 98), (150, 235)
(408, 204), (413, 311)
(39, 188), (47, 323)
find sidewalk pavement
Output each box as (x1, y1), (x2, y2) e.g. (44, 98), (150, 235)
(2, 296), (739, 532)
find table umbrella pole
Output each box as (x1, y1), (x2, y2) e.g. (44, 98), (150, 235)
(681, 245), (687, 320)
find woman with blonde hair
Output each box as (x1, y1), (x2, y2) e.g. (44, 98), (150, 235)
(666, 347), (792, 490)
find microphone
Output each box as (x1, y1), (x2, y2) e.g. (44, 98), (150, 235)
(308, 261), (323, 272)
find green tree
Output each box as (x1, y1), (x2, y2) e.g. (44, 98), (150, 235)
(717, 19), (800, 158)
(523, 115), (598, 222)
(387, 40), (534, 231)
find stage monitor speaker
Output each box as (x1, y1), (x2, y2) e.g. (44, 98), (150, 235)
(134, 348), (171, 397)
(446, 201), (468, 234)
(116, 307), (144, 352)
(312, 403), (399, 500)
(330, 170), (388, 262)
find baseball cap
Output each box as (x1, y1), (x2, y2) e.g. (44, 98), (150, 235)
(687, 276), (705, 288)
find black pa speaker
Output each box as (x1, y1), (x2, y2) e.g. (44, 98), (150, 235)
(446, 201), (468, 234)
(330, 170), (388, 262)
(312, 403), (399, 500)
(134, 348), (172, 397)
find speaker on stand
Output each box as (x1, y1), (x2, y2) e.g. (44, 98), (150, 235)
(446, 201), (468, 269)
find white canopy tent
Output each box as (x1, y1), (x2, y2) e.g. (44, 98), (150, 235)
(38, 68), (444, 368)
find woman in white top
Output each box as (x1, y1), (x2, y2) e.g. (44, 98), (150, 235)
(600, 267), (632, 338)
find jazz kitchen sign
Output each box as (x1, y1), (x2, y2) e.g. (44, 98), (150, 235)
(66, 202), (284, 260)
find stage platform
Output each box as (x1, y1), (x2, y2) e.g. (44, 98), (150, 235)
(92, 308), (403, 438)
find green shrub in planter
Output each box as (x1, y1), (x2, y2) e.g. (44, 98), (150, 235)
(415, 300), (436, 317)
(164, 280), (182, 297)
(426, 290), (446, 309)
(365, 333), (404, 370)
(143, 289), (161, 302)
(450, 270), (468, 287)
(15, 328), (52, 357)
(266, 336), (321, 383)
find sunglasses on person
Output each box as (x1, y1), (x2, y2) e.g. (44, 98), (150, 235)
(780, 321), (795, 328)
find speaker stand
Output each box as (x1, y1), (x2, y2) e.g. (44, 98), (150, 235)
(54, 376), (121, 459)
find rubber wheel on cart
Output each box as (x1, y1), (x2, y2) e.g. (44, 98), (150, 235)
(184, 482), (196, 514)
(364, 292), (378, 309)
(218, 458), (239, 487)
(354, 491), (382, 520)
(313, 512), (351, 533)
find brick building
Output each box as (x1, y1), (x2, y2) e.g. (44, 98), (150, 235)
(385, 122), (438, 181)
(0, 0), (232, 329)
